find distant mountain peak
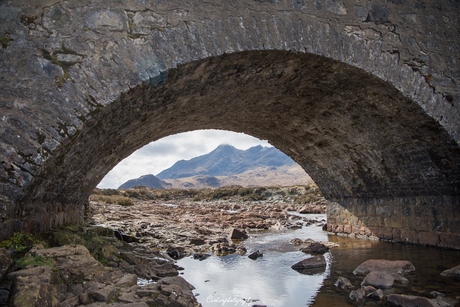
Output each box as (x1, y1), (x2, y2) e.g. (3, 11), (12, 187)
(155, 144), (294, 180)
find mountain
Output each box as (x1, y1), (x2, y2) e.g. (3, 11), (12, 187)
(118, 145), (312, 189)
(118, 174), (172, 189)
(156, 144), (295, 179)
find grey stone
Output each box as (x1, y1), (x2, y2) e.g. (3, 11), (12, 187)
(361, 271), (394, 289)
(440, 264), (460, 280)
(334, 276), (354, 290)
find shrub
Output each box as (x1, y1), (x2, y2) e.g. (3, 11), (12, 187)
(0, 231), (46, 252)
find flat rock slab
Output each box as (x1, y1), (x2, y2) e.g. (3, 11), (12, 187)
(387, 294), (437, 307)
(440, 264), (460, 280)
(292, 255), (326, 274)
(353, 259), (415, 276)
(361, 271), (394, 289)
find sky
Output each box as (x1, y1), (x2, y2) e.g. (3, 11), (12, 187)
(97, 129), (272, 189)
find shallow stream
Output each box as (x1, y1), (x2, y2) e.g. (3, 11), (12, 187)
(178, 214), (460, 307)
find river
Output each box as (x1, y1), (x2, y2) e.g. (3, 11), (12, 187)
(177, 213), (460, 307)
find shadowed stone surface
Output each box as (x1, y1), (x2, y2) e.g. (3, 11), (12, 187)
(0, 0), (459, 247)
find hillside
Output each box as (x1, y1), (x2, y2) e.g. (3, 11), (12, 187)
(118, 174), (172, 189)
(163, 164), (313, 189)
(156, 144), (295, 179)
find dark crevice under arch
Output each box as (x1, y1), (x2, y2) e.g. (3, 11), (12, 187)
(15, 50), (460, 247)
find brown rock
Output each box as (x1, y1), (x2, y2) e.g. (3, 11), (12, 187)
(387, 294), (437, 307)
(353, 259), (415, 276)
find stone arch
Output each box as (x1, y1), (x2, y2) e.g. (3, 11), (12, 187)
(0, 0), (459, 246)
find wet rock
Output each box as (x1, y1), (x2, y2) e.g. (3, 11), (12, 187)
(290, 238), (303, 245)
(349, 288), (366, 303)
(189, 238), (206, 245)
(440, 264), (460, 280)
(291, 255), (326, 273)
(236, 246), (247, 255)
(229, 228), (248, 240)
(361, 271), (394, 289)
(166, 246), (187, 260)
(367, 288), (384, 300)
(211, 242), (236, 255)
(193, 253), (211, 261)
(387, 294), (438, 307)
(334, 276), (354, 290)
(114, 229), (139, 243)
(353, 259), (415, 276)
(300, 242), (329, 254)
(248, 250), (263, 260)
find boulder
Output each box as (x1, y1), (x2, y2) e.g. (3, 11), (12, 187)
(349, 288), (366, 303)
(291, 255), (326, 272)
(248, 250), (263, 260)
(166, 246), (187, 260)
(300, 242), (329, 254)
(440, 264), (460, 280)
(334, 276), (354, 290)
(229, 228), (248, 240)
(353, 259), (415, 276)
(387, 294), (438, 307)
(361, 271), (394, 289)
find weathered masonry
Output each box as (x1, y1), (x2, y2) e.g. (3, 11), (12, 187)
(0, 0), (459, 248)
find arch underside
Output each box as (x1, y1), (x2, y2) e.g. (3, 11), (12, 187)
(23, 51), (460, 209)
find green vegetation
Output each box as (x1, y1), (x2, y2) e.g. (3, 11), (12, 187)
(0, 36), (12, 49)
(91, 184), (325, 204)
(16, 254), (55, 270)
(0, 231), (46, 252)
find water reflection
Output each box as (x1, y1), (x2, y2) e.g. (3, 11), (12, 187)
(178, 214), (329, 307)
(178, 214), (460, 306)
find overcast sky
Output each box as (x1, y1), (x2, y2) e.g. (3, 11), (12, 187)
(97, 129), (272, 189)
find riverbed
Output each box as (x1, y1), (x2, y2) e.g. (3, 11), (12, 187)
(178, 213), (460, 307)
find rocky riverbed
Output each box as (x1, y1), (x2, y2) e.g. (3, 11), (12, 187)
(0, 185), (327, 306)
(1, 184), (459, 307)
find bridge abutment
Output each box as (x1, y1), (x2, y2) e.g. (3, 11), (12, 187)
(328, 196), (460, 249)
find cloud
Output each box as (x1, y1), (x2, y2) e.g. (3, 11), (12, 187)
(97, 129), (272, 189)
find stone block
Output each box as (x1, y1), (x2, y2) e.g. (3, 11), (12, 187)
(418, 232), (439, 246)
(439, 234), (460, 249)
(400, 230), (419, 244)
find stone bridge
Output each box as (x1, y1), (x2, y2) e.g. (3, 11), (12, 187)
(1, 0), (459, 248)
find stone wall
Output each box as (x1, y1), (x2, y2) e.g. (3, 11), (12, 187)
(327, 196), (460, 249)
(0, 0), (459, 244)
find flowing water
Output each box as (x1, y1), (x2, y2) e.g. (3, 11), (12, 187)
(178, 214), (460, 307)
